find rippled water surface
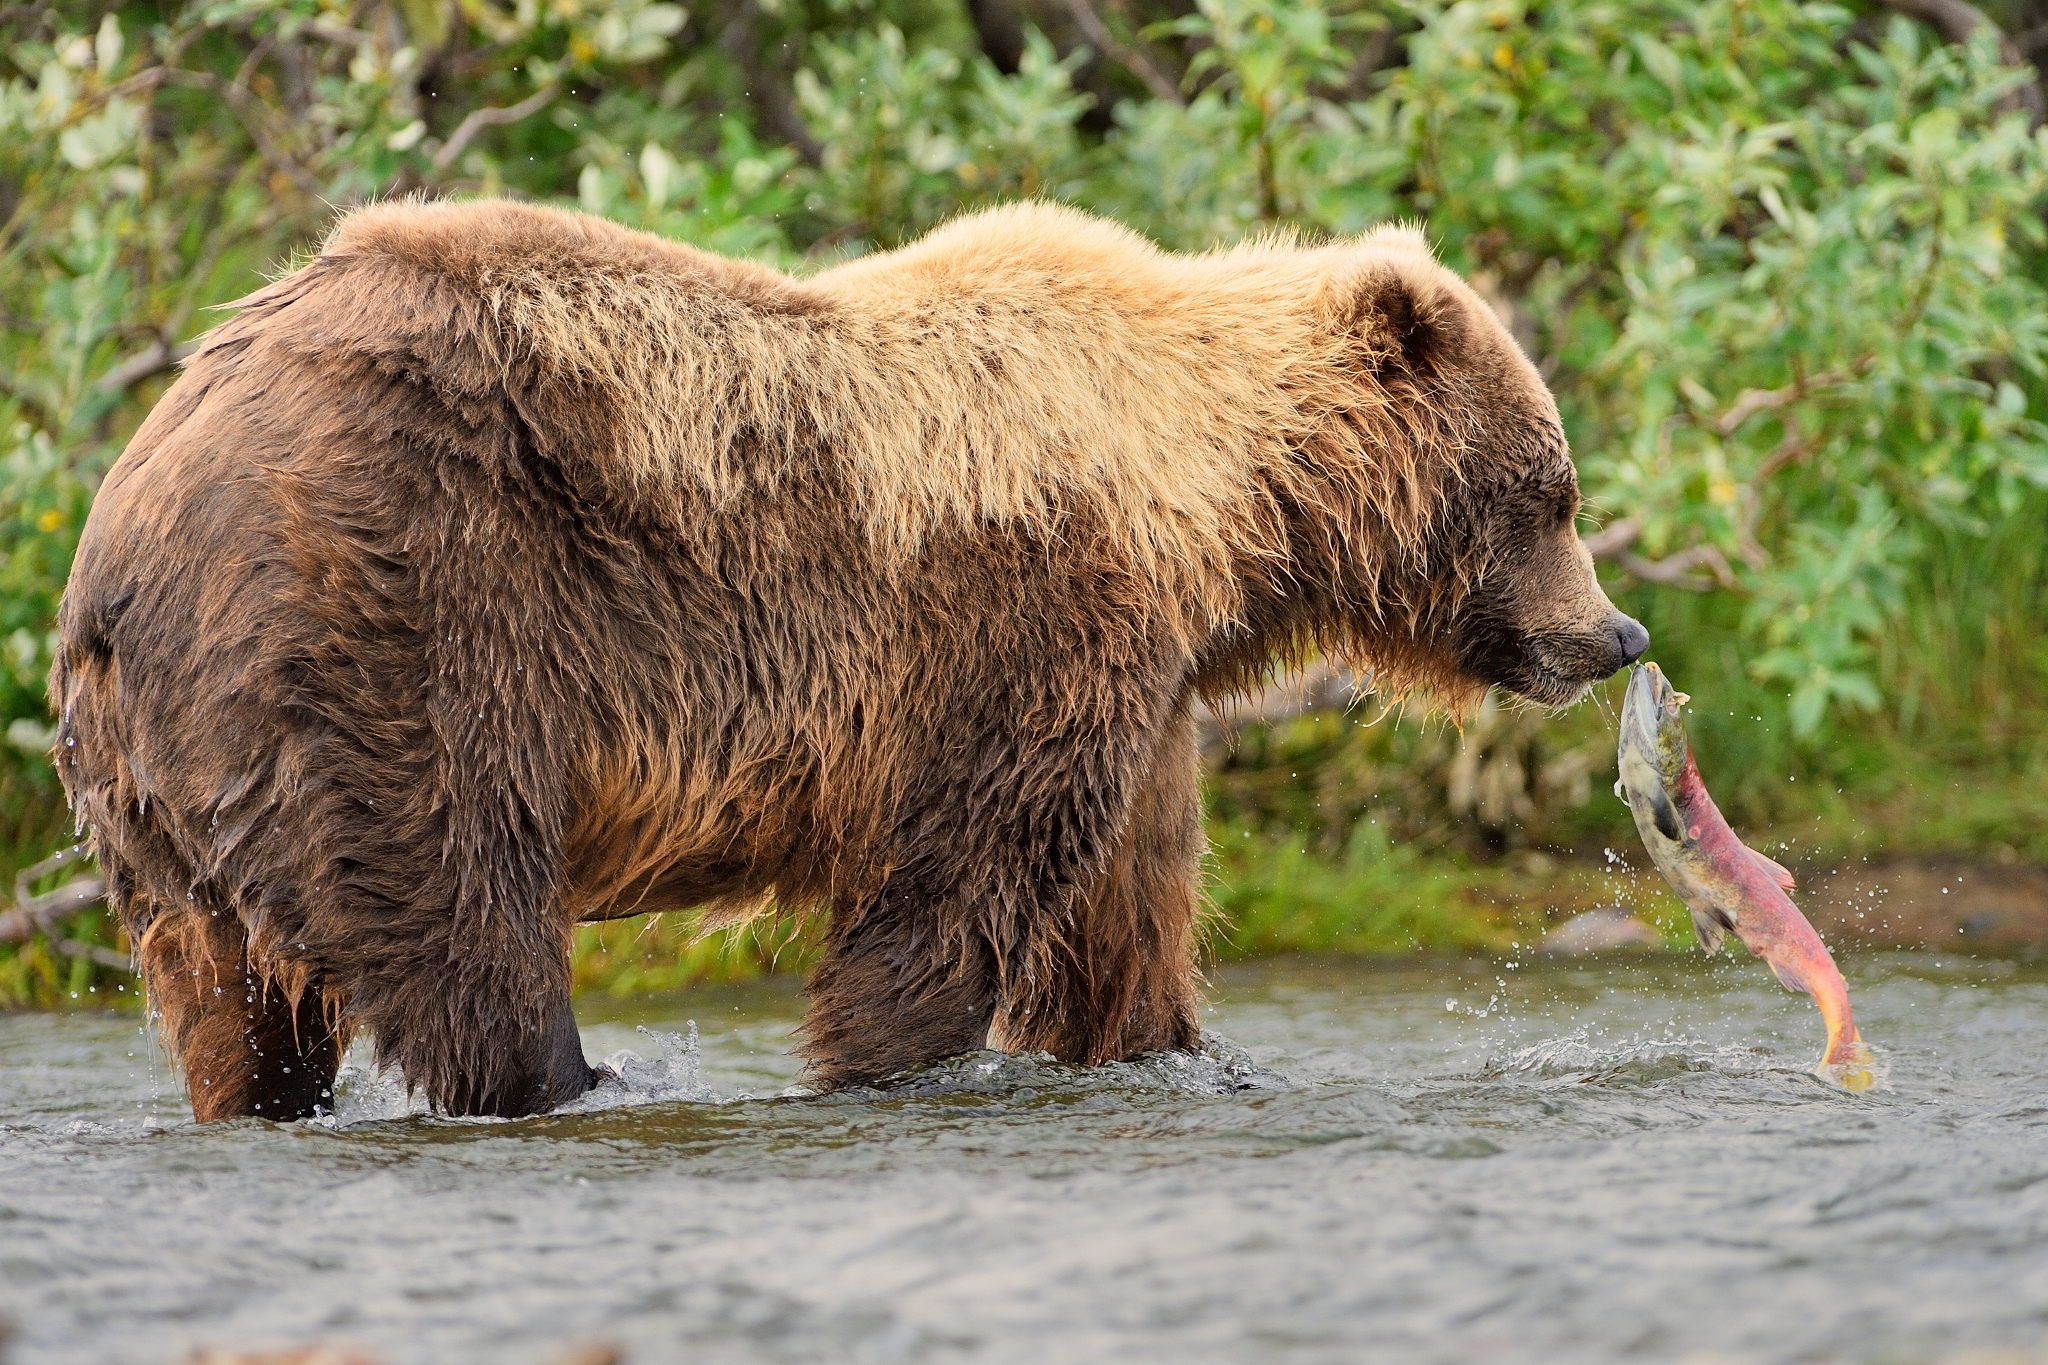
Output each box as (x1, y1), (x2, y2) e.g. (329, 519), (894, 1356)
(7, 953), (2048, 1364)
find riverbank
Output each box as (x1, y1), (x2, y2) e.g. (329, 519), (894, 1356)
(562, 847), (2048, 1002)
(7, 843), (2047, 1010)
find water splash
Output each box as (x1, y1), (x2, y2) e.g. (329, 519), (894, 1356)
(1484, 1026), (1889, 1093)
(1485, 1027), (1778, 1086)
(570, 1022), (719, 1110)
(1817, 1042), (1889, 1093)
(319, 1059), (432, 1125)
(1125, 1032), (1291, 1094)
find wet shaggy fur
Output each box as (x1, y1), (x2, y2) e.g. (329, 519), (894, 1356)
(52, 200), (1644, 1121)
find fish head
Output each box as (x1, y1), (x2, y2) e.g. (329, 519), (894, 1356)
(1615, 661), (1737, 955)
(1615, 661), (1699, 862)
(1617, 662), (1690, 796)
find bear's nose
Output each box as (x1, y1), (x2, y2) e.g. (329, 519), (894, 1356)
(1612, 614), (1650, 667)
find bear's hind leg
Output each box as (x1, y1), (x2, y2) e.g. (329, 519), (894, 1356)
(798, 901), (1002, 1089)
(139, 906), (345, 1123)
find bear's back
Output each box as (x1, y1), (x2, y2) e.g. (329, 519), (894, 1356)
(195, 199), (1370, 591)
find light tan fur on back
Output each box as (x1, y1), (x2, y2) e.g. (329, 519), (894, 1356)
(308, 200), (1505, 631)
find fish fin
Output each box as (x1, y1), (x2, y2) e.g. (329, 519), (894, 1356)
(1614, 778), (1628, 806)
(1747, 848), (1796, 892)
(1689, 907), (1733, 955)
(1767, 955), (1808, 995)
(1649, 787), (1683, 843)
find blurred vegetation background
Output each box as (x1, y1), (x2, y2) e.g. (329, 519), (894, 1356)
(2, 0), (2045, 1005)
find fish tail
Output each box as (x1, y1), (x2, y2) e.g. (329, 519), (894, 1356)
(1819, 1027), (1878, 1092)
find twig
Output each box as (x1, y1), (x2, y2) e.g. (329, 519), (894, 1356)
(0, 372), (54, 428)
(1198, 660), (1370, 750)
(14, 844), (93, 915)
(231, 32), (274, 93)
(801, 219), (869, 264)
(432, 82), (559, 173)
(1062, 0), (1186, 105)
(158, 68), (326, 197)
(1754, 429), (1822, 483)
(1584, 518), (1737, 591)
(1712, 369), (1858, 436)
(301, 17), (378, 48)
(1617, 545), (1738, 592)
(1881, 0), (2008, 43)
(0, 844), (128, 971)
(1580, 517), (1641, 560)
(718, 0), (823, 166)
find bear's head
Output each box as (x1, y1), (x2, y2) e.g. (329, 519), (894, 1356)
(1305, 234), (1647, 709)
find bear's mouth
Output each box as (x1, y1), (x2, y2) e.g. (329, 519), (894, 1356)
(1455, 627), (1605, 708)
(1506, 659), (1596, 708)
(1511, 631), (1637, 706)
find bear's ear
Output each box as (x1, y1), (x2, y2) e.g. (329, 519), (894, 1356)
(1318, 258), (1462, 375)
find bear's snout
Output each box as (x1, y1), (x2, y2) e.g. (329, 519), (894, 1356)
(1610, 613), (1650, 671)
(1545, 610), (1650, 687)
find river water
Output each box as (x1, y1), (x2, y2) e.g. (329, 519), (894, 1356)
(4, 952), (2048, 1365)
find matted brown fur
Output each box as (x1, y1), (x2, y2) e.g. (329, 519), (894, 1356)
(52, 200), (1644, 1120)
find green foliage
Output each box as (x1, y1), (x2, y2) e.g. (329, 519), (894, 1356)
(571, 913), (821, 997)
(1364, 0), (2048, 742)
(796, 23), (1091, 244)
(2, 0), (2045, 998)
(1209, 814), (1506, 954)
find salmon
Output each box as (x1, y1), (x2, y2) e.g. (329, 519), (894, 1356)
(1615, 663), (1877, 1090)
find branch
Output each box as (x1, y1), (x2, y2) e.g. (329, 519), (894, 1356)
(1616, 545), (1739, 592)
(1591, 393), (1830, 589)
(1871, 0), (2045, 124)
(1712, 369), (1858, 436)
(432, 82), (559, 173)
(1580, 517), (1641, 560)
(1062, 0), (1186, 105)
(0, 844), (127, 970)
(95, 335), (198, 397)
(1722, 429), (1822, 569)
(1198, 660), (1369, 750)
(159, 68), (326, 197)
(301, 17), (378, 48)
(1754, 429), (1821, 484)
(1585, 518), (1737, 592)
(1596, 358), (1864, 591)
(0, 372), (54, 428)
(231, 33), (274, 93)
(1881, 0), (2004, 44)
(1340, 21), (1401, 101)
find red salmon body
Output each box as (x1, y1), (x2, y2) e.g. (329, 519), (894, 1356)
(1615, 664), (1875, 1088)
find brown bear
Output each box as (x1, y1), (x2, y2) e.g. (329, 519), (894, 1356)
(51, 200), (1645, 1122)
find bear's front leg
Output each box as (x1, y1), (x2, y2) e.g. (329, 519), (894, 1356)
(797, 672), (1196, 1089)
(369, 945), (598, 1119)
(986, 694), (1206, 1064)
